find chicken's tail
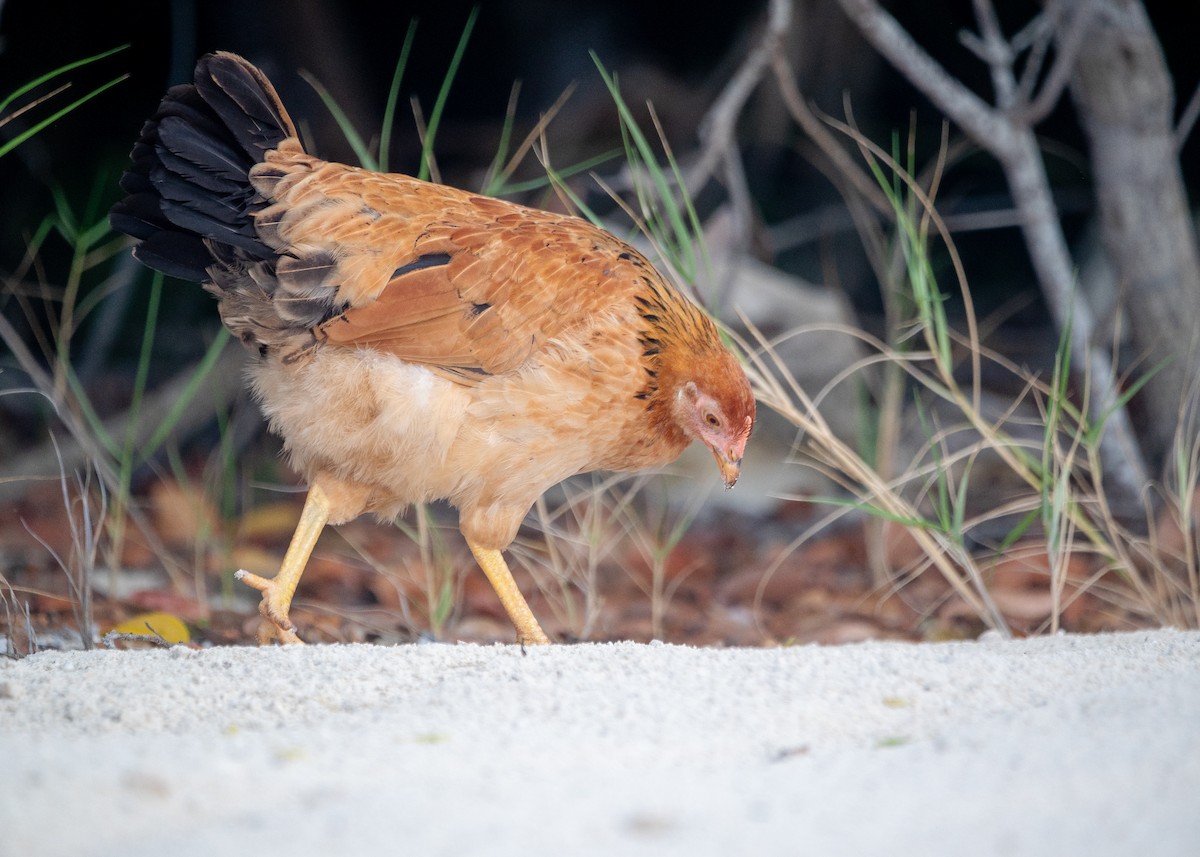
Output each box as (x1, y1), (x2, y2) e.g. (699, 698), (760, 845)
(109, 52), (299, 283)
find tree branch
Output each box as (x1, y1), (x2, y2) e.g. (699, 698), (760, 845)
(834, 0), (1010, 147)
(1014, 0), (1097, 125)
(1013, 10), (1056, 104)
(685, 0), (791, 197)
(969, 0), (1018, 109)
(1175, 77), (1200, 151)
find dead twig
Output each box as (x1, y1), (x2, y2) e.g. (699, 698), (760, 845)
(767, 48), (892, 216)
(102, 627), (174, 649)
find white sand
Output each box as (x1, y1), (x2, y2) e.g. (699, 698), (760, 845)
(1, 631), (1198, 856)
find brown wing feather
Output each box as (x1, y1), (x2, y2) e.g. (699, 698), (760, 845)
(253, 153), (652, 375)
(316, 264), (475, 365)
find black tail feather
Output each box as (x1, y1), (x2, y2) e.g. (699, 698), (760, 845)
(110, 52), (299, 283)
(136, 232), (220, 284)
(156, 116), (252, 192)
(193, 56), (295, 157)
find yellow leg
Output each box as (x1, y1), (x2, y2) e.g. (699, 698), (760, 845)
(235, 482), (333, 645)
(468, 542), (551, 645)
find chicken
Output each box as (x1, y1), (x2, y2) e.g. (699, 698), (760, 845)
(110, 52), (755, 645)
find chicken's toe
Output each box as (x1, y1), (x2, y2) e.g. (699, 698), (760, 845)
(236, 569), (305, 645)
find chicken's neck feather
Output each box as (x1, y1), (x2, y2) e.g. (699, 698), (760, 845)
(632, 277), (731, 441)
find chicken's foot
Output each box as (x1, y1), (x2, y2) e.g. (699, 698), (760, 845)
(236, 482), (333, 645)
(468, 542), (551, 645)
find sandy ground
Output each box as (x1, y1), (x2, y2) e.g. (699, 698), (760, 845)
(1, 630), (1198, 857)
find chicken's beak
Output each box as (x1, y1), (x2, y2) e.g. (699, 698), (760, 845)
(713, 448), (743, 490)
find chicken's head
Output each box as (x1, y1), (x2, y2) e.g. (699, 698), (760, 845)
(671, 357), (755, 489)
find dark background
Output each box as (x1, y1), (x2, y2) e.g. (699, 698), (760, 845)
(1, 0), (1197, 415)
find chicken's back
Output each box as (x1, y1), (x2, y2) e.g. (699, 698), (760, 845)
(110, 52), (680, 372)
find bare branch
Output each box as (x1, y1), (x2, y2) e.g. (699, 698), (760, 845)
(970, 0), (1018, 108)
(684, 0), (792, 196)
(1175, 78), (1200, 151)
(956, 31), (990, 65)
(1015, 0), (1098, 125)
(1011, 9), (1055, 54)
(1013, 9), (1056, 104)
(834, 0), (1010, 149)
(720, 147), (756, 261)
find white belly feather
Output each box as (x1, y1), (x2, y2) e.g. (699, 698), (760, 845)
(246, 346), (613, 522)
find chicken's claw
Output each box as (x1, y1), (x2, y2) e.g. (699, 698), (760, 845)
(233, 481), (334, 646)
(235, 569), (304, 645)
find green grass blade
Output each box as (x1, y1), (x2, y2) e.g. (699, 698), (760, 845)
(652, 104), (713, 294)
(79, 214), (116, 252)
(1085, 358), (1167, 446)
(0, 44), (128, 116)
(140, 327), (232, 461)
(810, 494), (936, 530)
(911, 395), (952, 532)
(951, 458), (973, 539)
(50, 185), (79, 244)
(0, 73), (128, 160)
(495, 148), (622, 196)
(1043, 315), (1072, 511)
(590, 53), (693, 272)
(123, 273), (162, 464)
(378, 19), (419, 173)
(300, 70), (376, 170)
(482, 82), (521, 196)
(418, 5), (479, 181)
(541, 159), (603, 224)
(998, 507), (1042, 552)
(63, 365), (119, 458)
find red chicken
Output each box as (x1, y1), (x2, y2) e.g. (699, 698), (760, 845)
(111, 52), (754, 644)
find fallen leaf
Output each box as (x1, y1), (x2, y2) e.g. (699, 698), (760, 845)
(110, 611), (191, 644)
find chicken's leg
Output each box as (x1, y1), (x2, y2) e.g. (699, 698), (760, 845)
(468, 542), (551, 645)
(236, 482), (333, 645)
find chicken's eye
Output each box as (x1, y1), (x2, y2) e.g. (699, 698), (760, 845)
(705, 413), (721, 428)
